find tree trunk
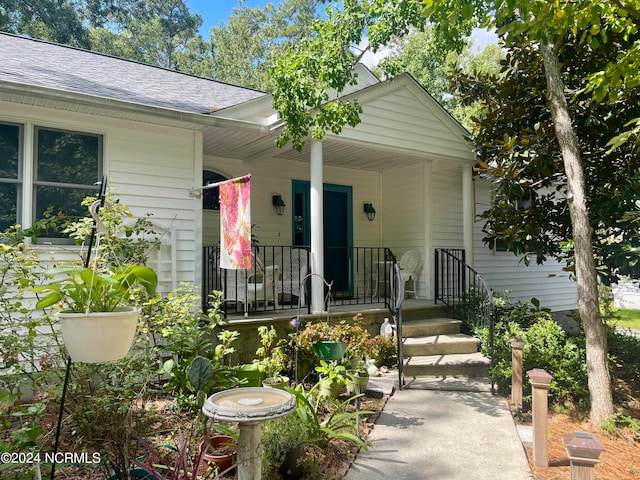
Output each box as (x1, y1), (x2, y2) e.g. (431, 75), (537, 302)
(540, 41), (614, 425)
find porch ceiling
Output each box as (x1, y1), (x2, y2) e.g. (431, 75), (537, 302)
(203, 126), (428, 172)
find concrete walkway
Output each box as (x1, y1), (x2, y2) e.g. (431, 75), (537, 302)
(345, 375), (533, 480)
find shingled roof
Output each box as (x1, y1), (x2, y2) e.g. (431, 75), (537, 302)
(0, 33), (266, 114)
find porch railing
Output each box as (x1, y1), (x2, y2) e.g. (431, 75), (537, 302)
(203, 245), (398, 315)
(434, 248), (495, 371)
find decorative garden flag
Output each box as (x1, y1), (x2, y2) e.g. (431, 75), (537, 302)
(219, 175), (252, 270)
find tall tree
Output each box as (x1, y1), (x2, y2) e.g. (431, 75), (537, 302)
(87, 0), (202, 69)
(271, 0), (640, 424)
(192, 0), (322, 91)
(376, 28), (504, 129)
(0, 0), (90, 47)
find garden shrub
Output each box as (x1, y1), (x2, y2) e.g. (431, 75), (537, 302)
(476, 294), (589, 407)
(0, 226), (66, 478)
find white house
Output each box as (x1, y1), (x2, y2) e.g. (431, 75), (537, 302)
(0, 32), (577, 318)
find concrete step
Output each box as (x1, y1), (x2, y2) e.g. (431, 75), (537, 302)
(402, 333), (480, 357)
(402, 375), (493, 393)
(401, 318), (462, 337)
(401, 303), (452, 322)
(403, 352), (489, 378)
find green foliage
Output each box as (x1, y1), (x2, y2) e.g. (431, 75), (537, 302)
(285, 384), (371, 450)
(600, 413), (640, 440)
(70, 353), (161, 479)
(261, 413), (314, 478)
(151, 285), (237, 412)
(471, 32), (640, 284)
(315, 360), (349, 387)
(197, 0), (321, 91)
(477, 296), (589, 406)
(33, 264), (158, 313)
(64, 192), (163, 266)
(254, 325), (284, 379)
(0, 226), (64, 476)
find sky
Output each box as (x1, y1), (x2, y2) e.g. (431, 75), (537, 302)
(186, 0), (498, 66)
(186, 0), (272, 33)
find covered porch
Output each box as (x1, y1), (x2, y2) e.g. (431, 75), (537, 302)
(198, 67), (476, 316)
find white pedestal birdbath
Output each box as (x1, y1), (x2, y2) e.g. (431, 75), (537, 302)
(202, 387), (297, 480)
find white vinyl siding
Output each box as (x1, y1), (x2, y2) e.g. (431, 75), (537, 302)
(2, 101), (201, 293)
(473, 179), (578, 312)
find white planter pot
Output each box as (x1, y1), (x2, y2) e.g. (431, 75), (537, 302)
(58, 307), (140, 363)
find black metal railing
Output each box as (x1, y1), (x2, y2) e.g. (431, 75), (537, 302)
(434, 248), (495, 370)
(203, 245), (398, 315)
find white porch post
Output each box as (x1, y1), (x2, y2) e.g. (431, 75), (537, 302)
(310, 139), (325, 313)
(462, 165), (474, 267)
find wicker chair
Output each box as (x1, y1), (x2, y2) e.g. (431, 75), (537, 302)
(223, 260), (279, 315)
(399, 250), (421, 299)
(275, 248), (309, 307)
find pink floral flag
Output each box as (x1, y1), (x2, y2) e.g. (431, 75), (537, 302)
(219, 175), (252, 270)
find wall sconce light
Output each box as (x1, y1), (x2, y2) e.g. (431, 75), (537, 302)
(272, 194), (286, 216)
(363, 203), (376, 221)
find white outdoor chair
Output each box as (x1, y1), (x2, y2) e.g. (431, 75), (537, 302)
(399, 250), (421, 299)
(223, 261), (279, 316)
(275, 248), (309, 307)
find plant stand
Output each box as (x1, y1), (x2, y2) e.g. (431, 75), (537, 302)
(51, 175), (108, 479)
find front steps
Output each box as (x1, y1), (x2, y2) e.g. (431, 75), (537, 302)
(400, 310), (490, 387)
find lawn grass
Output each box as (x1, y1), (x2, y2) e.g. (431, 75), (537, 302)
(609, 308), (640, 330)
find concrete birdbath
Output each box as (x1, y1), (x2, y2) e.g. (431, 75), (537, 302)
(202, 387), (297, 480)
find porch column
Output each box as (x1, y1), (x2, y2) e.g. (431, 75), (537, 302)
(310, 139), (325, 313)
(462, 165), (474, 267)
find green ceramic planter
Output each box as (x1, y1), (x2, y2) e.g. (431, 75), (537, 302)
(235, 364), (265, 387)
(313, 341), (347, 361)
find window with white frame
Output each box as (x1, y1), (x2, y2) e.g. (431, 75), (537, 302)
(0, 122), (102, 240)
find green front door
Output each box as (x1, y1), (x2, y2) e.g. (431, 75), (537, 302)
(292, 181), (353, 296)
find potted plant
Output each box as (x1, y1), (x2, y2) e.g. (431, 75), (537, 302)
(369, 334), (398, 368)
(314, 360), (349, 399)
(200, 430), (237, 477)
(255, 326), (290, 389)
(334, 314), (371, 368)
(32, 264), (157, 363)
(346, 367), (370, 395)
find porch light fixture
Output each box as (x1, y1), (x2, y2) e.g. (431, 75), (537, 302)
(272, 194), (286, 216)
(363, 203), (376, 221)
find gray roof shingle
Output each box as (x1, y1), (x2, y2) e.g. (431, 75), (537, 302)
(0, 33), (266, 114)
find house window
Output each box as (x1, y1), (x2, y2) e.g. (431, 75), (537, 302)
(0, 122), (102, 240)
(202, 170), (227, 210)
(0, 123), (21, 232)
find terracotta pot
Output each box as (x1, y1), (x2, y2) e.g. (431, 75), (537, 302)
(58, 307), (139, 363)
(201, 435), (236, 476)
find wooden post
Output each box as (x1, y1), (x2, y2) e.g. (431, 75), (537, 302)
(563, 432), (604, 480)
(527, 368), (553, 467)
(509, 338), (525, 409)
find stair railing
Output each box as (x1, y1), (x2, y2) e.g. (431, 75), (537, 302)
(392, 261), (405, 389)
(434, 248), (495, 377)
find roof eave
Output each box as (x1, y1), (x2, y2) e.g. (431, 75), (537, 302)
(0, 80), (271, 134)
